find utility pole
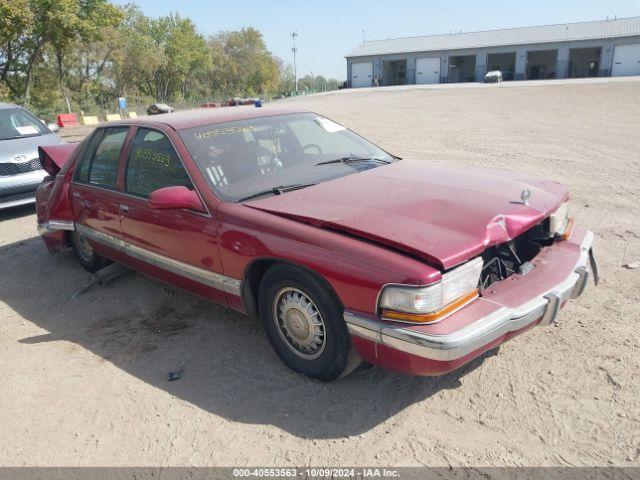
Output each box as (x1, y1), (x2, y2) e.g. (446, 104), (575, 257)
(291, 31), (298, 93)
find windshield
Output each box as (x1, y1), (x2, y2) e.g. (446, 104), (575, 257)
(0, 107), (49, 141)
(178, 112), (395, 202)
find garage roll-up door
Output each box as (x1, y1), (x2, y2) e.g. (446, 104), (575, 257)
(612, 44), (640, 77)
(351, 62), (373, 88)
(416, 58), (440, 84)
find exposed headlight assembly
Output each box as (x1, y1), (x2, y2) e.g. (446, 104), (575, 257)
(379, 257), (483, 323)
(549, 202), (574, 239)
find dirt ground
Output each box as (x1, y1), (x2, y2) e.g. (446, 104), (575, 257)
(1, 78), (639, 467)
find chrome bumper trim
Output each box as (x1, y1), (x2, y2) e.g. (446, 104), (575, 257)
(0, 196), (36, 210)
(37, 219), (76, 235)
(570, 266), (589, 300)
(75, 224), (241, 296)
(346, 231), (594, 362)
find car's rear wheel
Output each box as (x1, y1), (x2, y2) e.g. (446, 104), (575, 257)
(258, 265), (361, 382)
(71, 229), (108, 272)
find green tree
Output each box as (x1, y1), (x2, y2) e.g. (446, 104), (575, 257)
(3, 0), (122, 106)
(0, 1), (299, 115)
(50, 0), (123, 110)
(277, 59), (295, 94)
(297, 73), (341, 93)
(209, 28), (281, 98)
(0, 0), (32, 95)
(111, 5), (164, 101)
(157, 14), (211, 101)
(113, 9), (209, 102)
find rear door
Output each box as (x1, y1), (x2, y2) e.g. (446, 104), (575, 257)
(118, 126), (228, 304)
(70, 126), (131, 256)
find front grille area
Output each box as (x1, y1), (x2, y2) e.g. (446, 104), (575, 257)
(479, 221), (555, 291)
(0, 189), (36, 205)
(0, 158), (42, 176)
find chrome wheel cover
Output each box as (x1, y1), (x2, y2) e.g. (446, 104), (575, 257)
(273, 287), (326, 360)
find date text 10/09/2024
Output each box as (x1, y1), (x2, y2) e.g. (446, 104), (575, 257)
(232, 468), (400, 478)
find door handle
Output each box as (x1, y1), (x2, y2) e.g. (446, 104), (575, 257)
(119, 204), (130, 213)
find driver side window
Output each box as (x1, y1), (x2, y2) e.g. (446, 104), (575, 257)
(125, 128), (193, 197)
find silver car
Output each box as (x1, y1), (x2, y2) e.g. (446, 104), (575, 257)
(0, 103), (64, 210)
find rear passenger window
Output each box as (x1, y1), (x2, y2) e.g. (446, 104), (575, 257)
(74, 133), (102, 184)
(125, 128), (192, 197)
(75, 127), (128, 188)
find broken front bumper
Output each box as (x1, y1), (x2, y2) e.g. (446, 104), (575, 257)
(345, 226), (597, 376)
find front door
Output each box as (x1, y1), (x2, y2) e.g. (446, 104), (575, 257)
(117, 126), (229, 304)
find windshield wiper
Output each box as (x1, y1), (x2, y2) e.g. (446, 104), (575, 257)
(1, 134), (40, 141)
(314, 156), (391, 166)
(237, 182), (318, 202)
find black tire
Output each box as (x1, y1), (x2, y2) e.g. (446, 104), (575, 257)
(258, 264), (361, 382)
(71, 229), (108, 272)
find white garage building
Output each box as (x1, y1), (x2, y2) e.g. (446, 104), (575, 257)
(346, 16), (640, 87)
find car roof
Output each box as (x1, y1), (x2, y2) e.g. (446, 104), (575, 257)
(109, 106), (303, 130)
(0, 103), (21, 110)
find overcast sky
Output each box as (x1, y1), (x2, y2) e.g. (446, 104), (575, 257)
(114, 0), (640, 80)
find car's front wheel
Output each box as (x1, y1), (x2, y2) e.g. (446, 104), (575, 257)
(71, 229), (108, 272)
(259, 265), (361, 382)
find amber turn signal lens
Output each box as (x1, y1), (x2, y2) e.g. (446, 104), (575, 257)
(562, 217), (575, 240)
(381, 289), (479, 324)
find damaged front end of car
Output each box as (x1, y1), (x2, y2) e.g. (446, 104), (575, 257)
(480, 202), (598, 292)
(344, 202), (598, 377)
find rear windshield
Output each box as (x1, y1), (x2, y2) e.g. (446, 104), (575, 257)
(0, 108), (49, 141)
(178, 112), (394, 202)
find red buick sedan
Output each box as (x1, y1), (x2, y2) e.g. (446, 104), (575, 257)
(36, 108), (597, 381)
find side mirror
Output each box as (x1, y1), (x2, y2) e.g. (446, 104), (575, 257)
(148, 186), (206, 213)
(47, 123), (60, 133)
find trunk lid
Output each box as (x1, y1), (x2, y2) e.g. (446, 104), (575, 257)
(38, 143), (77, 176)
(244, 160), (568, 270)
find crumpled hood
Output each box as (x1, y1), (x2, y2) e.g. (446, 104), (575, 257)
(244, 160), (569, 270)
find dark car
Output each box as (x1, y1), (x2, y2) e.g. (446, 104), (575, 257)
(146, 103), (174, 115)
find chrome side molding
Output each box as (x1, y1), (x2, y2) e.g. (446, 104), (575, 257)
(37, 220), (76, 235)
(75, 224), (241, 296)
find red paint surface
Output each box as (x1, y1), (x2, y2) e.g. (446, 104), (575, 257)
(106, 106), (299, 131)
(38, 144), (77, 176)
(148, 186), (206, 212)
(246, 160), (569, 269)
(37, 140), (86, 252)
